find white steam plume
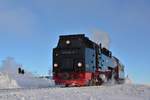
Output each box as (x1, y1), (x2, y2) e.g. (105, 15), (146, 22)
(0, 57), (18, 75)
(0, 57), (33, 76)
(91, 29), (110, 49)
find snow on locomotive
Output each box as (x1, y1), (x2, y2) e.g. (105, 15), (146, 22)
(53, 34), (125, 86)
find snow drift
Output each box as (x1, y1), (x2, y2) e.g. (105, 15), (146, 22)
(0, 72), (19, 89)
(0, 70), (55, 89)
(0, 57), (55, 89)
(12, 74), (55, 88)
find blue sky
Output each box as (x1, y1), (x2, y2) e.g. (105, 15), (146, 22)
(0, 0), (150, 84)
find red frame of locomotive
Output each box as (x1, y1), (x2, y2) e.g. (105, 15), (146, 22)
(53, 66), (120, 86)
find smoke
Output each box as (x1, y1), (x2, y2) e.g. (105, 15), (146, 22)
(0, 57), (34, 76)
(0, 57), (19, 75)
(0, 57), (32, 77)
(91, 29), (111, 49)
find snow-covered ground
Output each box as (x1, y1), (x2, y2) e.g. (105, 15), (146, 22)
(0, 72), (19, 89)
(0, 57), (149, 100)
(0, 71), (149, 100)
(11, 74), (55, 88)
(0, 84), (149, 100)
(0, 72), (149, 100)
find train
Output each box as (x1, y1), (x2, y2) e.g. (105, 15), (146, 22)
(53, 34), (125, 86)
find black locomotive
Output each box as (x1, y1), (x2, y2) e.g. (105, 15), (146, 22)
(53, 34), (125, 86)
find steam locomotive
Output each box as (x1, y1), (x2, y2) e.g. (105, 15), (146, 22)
(53, 34), (125, 86)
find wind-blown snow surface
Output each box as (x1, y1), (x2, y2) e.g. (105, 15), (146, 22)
(0, 71), (55, 89)
(0, 84), (149, 100)
(0, 72), (19, 89)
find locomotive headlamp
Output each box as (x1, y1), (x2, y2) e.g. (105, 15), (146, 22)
(77, 62), (82, 67)
(66, 40), (70, 45)
(54, 63), (58, 67)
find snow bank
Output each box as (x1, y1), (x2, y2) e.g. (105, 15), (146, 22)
(0, 71), (55, 89)
(0, 57), (55, 89)
(0, 72), (19, 89)
(13, 74), (55, 88)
